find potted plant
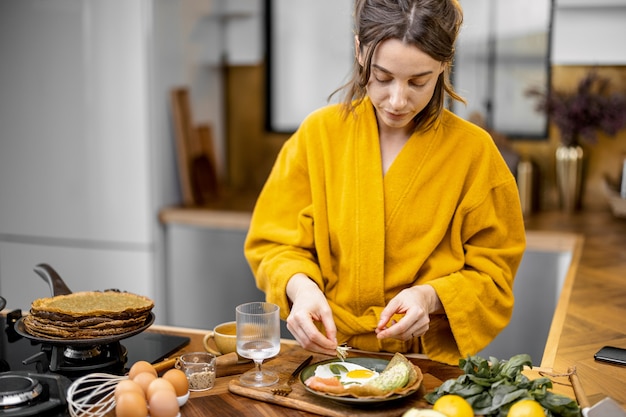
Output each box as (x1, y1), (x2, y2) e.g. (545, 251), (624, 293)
(526, 72), (626, 211)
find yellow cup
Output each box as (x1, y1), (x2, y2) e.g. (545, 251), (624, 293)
(203, 321), (237, 356)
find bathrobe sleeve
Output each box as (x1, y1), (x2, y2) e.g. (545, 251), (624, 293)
(243, 107), (336, 316)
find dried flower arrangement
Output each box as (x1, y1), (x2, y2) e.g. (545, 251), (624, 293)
(526, 72), (626, 147)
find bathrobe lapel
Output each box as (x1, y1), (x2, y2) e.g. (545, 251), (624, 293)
(336, 101), (438, 324)
(383, 125), (439, 226)
(350, 102), (386, 315)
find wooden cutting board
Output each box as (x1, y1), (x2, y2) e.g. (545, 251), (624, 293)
(226, 346), (462, 417)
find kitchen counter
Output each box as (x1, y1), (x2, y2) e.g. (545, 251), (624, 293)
(146, 325), (575, 417)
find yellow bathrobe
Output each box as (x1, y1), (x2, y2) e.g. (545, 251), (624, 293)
(244, 97), (526, 365)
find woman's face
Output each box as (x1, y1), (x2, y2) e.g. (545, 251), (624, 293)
(358, 38), (444, 135)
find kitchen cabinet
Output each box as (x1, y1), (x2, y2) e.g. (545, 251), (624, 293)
(159, 209), (266, 330)
(479, 232), (579, 364)
(0, 0), (193, 318)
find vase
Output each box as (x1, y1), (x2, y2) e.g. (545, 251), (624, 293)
(555, 145), (584, 212)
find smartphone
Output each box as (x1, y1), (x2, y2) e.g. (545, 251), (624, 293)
(594, 346), (626, 366)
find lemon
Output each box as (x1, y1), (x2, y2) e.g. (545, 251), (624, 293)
(433, 394), (474, 417)
(507, 399), (545, 417)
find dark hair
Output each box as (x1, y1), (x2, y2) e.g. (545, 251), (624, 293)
(334, 0), (465, 132)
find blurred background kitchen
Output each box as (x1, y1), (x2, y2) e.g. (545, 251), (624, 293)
(0, 0), (625, 359)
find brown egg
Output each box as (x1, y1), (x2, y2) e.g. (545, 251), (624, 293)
(132, 371), (157, 397)
(148, 389), (180, 417)
(114, 379), (145, 401)
(146, 378), (176, 401)
(162, 368), (189, 397)
(129, 360), (157, 379)
(115, 391), (148, 417)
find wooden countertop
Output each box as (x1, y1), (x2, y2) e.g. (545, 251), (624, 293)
(525, 209), (626, 410)
(147, 325), (575, 417)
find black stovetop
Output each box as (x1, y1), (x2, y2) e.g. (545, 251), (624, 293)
(1, 309), (190, 416)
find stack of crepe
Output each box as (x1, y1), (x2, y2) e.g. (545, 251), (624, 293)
(23, 290), (154, 339)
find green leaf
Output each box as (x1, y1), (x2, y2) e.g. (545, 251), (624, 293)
(465, 392), (494, 414)
(490, 386), (528, 410)
(536, 391), (581, 417)
(329, 364), (348, 375)
(499, 354), (533, 379)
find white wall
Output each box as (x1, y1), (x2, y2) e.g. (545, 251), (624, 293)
(552, 0), (626, 64)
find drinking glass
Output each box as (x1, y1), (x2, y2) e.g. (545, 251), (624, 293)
(236, 302), (281, 387)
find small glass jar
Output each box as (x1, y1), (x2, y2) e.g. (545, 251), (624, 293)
(176, 352), (216, 391)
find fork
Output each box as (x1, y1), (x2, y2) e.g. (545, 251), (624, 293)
(271, 355), (313, 396)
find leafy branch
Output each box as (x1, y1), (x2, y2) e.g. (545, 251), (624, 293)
(526, 72), (626, 147)
(424, 354), (580, 417)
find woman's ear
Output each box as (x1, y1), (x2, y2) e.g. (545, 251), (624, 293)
(355, 36), (364, 66)
(439, 61), (447, 75)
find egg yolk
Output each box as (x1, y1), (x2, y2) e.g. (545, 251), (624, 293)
(346, 369), (376, 379)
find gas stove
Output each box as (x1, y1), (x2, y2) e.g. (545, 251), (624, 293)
(1, 309), (190, 416)
(0, 371), (70, 417)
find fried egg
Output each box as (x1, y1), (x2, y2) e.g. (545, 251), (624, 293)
(313, 362), (379, 386)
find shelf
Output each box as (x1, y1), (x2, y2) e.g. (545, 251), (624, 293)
(159, 207), (251, 230)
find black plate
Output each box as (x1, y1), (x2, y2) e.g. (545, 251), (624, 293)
(0, 296), (5, 311)
(14, 312), (155, 346)
(300, 357), (421, 405)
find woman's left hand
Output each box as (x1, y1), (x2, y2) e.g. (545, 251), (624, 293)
(374, 285), (442, 341)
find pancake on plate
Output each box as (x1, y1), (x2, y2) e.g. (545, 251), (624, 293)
(23, 290), (154, 339)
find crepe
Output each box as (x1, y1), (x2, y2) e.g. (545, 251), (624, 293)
(30, 291), (153, 318)
(24, 290), (154, 339)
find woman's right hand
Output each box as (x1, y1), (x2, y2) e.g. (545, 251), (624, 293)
(285, 273), (338, 356)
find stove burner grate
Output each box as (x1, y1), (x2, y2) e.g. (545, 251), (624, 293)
(0, 375), (43, 406)
(51, 342), (127, 376)
(0, 371), (70, 417)
(63, 345), (102, 361)
(22, 341), (128, 378)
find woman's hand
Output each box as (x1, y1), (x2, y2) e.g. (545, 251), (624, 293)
(374, 285), (442, 341)
(286, 273), (338, 356)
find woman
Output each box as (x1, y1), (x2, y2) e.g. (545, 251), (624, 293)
(244, 0), (526, 365)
